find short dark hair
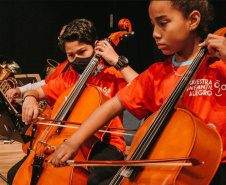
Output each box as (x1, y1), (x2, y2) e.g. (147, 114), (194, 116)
(58, 19), (97, 52)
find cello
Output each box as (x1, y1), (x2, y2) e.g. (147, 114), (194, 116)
(12, 18), (134, 185)
(108, 28), (226, 185)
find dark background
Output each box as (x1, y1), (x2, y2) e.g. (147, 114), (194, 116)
(0, 0), (225, 79)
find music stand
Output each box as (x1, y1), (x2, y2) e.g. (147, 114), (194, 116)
(0, 89), (29, 143)
(0, 90), (33, 184)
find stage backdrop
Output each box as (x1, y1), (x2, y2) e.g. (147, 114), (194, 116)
(0, 0), (225, 78)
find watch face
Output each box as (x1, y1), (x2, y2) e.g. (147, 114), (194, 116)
(114, 56), (129, 70)
(119, 56), (129, 65)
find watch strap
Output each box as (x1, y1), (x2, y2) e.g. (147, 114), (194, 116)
(114, 56), (129, 70)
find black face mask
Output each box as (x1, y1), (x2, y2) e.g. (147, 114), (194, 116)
(70, 52), (94, 74)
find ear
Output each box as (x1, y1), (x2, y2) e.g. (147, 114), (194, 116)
(188, 10), (201, 31)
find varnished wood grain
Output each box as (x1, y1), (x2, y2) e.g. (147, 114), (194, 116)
(0, 140), (25, 185)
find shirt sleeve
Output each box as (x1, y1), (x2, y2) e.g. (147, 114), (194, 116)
(117, 68), (155, 120)
(45, 60), (68, 83)
(41, 71), (79, 106)
(106, 67), (127, 92)
(115, 70), (128, 92)
(19, 80), (46, 94)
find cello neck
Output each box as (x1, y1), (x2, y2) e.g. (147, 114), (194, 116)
(54, 56), (100, 122)
(157, 47), (207, 120)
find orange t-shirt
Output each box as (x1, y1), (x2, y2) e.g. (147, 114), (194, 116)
(41, 64), (127, 154)
(45, 60), (70, 83)
(117, 56), (226, 162)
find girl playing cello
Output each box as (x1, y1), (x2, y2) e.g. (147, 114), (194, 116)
(49, 1), (226, 184)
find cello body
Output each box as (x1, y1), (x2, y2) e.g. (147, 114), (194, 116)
(121, 107), (222, 185)
(13, 84), (108, 185)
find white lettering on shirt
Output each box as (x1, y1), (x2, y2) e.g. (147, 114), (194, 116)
(187, 79), (226, 97)
(98, 86), (111, 96)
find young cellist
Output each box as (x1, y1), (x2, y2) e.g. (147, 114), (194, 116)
(20, 18), (138, 185)
(48, 1), (226, 184)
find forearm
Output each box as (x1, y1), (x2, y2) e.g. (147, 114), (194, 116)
(69, 96), (125, 147)
(119, 66), (138, 83)
(94, 40), (139, 82)
(22, 88), (44, 123)
(23, 88), (44, 101)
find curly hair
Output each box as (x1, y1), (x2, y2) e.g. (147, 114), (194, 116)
(58, 19), (98, 52)
(150, 0), (214, 39)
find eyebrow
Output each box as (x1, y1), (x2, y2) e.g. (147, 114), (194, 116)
(155, 15), (167, 21)
(66, 46), (86, 54)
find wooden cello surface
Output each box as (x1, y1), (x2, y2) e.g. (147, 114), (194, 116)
(12, 84), (108, 185)
(121, 108), (222, 185)
(21, 105), (53, 154)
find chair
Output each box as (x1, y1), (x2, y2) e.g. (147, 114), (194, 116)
(123, 110), (143, 157)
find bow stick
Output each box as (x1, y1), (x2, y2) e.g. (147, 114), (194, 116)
(46, 157), (203, 167)
(16, 114), (138, 132)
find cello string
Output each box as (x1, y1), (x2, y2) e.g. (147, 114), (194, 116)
(51, 56), (98, 122)
(36, 57), (103, 153)
(108, 169), (122, 185)
(122, 58), (200, 176)
(141, 50), (205, 161)
(32, 61), (98, 155)
(38, 57), (98, 143)
(59, 57), (98, 118)
(53, 61), (94, 120)
(133, 48), (206, 160)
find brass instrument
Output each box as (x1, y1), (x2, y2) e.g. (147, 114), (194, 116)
(0, 77), (18, 94)
(45, 59), (59, 78)
(0, 55), (21, 81)
(0, 55), (21, 99)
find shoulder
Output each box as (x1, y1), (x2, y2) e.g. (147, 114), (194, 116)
(208, 57), (226, 67)
(208, 57), (226, 77)
(149, 56), (172, 68)
(60, 70), (78, 80)
(57, 60), (69, 68)
(146, 56), (172, 75)
(48, 70), (78, 87)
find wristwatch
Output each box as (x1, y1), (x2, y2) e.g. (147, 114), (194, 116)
(114, 56), (129, 70)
